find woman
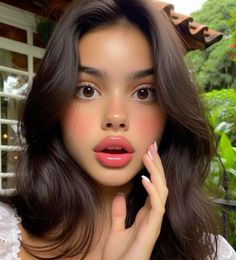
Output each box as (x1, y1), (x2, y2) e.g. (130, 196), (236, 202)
(0, 0), (235, 259)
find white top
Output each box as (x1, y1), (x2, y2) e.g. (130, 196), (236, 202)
(0, 202), (235, 260)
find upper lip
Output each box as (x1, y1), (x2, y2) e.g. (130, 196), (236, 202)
(93, 136), (134, 153)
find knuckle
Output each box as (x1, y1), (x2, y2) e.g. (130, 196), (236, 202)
(159, 205), (166, 215)
(162, 186), (169, 197)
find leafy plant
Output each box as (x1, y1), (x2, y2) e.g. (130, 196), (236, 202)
(36, 16), (55, 47)
(187, 0), (236, 90)
(203, 89), (236, 248)
(228, 7), (236, 63)
(204, 89), (236, 145)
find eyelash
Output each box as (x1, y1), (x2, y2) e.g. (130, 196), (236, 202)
(132, 85), (157, 102)
(75, 82), (100, 99)
(75, 82), (157, 101)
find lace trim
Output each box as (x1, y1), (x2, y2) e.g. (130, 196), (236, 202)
(216, 235), (236, 260)
(0, 202), (21, 260)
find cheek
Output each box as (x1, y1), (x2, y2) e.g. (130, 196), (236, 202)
(61, 103), (96, 138)
(135, 108), (166, 140)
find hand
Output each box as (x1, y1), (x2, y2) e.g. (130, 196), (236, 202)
(102, 143), (168, 260)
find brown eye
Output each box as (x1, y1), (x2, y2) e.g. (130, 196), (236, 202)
(132, 86), (156, 101)
(137, 88), (149, 99)
(83, 86), (94, 97)
(76, 82), (100, 99)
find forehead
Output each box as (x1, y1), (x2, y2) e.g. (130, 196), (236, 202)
(78, 24), (153, 73)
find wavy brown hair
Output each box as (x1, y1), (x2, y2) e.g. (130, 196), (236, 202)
(1, 0), (219, 259)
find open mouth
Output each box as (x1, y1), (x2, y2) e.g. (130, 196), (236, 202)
(94, 136), (134, 168)
(102, 147), (127, 154)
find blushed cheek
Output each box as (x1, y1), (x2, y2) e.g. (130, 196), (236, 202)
(62, 104), (95, 137)
(136, 111), (166, 143)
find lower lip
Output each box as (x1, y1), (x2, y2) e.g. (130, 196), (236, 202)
(94, 152), (133, 168)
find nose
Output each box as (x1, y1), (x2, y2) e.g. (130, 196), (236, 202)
(102, 99), (129, 131)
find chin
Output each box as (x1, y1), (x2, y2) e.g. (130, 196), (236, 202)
(91, 170), (136, 188)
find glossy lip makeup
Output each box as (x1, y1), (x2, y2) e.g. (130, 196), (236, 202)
(93, 136), (134, 168)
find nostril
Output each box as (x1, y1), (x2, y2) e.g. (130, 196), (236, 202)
(104, 122), (128, 130)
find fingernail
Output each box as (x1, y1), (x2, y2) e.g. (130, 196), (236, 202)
(148, 150), (153, 160)
(141, 175), (151, 182)
(154, 141), (158, 151)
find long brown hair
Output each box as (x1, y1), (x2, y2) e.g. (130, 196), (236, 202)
(1, 0), (218, 259)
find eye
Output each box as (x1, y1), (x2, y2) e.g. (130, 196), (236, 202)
(76, 82), (100, 99)
(132, 86), (156, 101)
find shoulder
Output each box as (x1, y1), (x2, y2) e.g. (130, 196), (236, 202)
(214, 235), (236, 260)
(0, 202), (21, 260)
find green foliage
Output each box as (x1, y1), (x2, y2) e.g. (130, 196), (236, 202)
(204, 89), (236, 123)
(204, 89), (236, 144)
(204, 88), (236, 201)
(187, 0), (236, 90)
(228, 8), (236, 41)
(36, 16), (55, 46)
(198, 39), (236, 89)
(203, 89), (236, 248)
(191, 0), (236, 35)
(228, 7), (236, 63)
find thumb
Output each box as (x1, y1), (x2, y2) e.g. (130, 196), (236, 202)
(111, 193), (127, 231)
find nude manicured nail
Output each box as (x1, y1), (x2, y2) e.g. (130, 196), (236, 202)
(154, 141), (158, 151)
(148, 150), (153, 160)
(141, 175), (151, 182)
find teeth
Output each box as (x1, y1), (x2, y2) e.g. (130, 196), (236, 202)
(107, 147), (122, 150)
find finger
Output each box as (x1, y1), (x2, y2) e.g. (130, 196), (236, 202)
(143, 153), (168, 204)
(142, 178), (165, 241)
(139, 195), (151, 219)
(148, 144), (166, 183)
(141, 175), (167, 222)
(111, 193), (127, 231)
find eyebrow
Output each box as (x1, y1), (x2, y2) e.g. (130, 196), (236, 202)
(78, 66), (154, 80)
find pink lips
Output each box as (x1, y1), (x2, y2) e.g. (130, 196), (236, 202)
(93, 136), (134, 168)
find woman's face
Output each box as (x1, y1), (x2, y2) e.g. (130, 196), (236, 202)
(61, 24), (166, 187)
